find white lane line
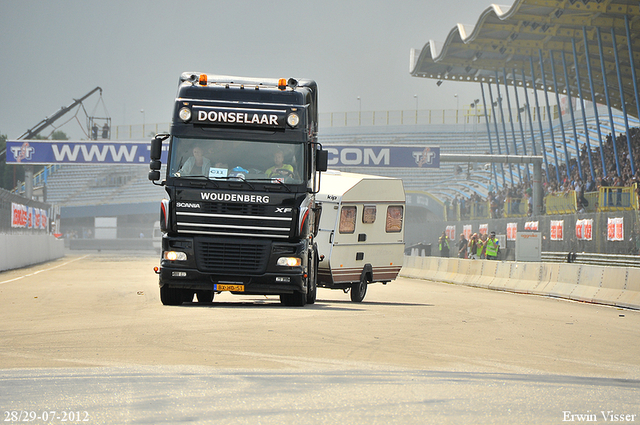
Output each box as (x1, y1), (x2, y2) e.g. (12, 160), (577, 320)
(0, 255), (90, 285)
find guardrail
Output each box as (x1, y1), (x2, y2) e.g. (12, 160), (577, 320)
(401, 255), (640, 310)
(541, 251), (640, 268)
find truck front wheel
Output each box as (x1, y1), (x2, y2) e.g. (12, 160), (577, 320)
(280, 291), (306, 307)
(195, 290), (214, 303)
(160, 285), (184, 306)
(306, 249), (318, 305)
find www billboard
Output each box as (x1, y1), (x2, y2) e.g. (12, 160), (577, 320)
(5, 140), (168, 165)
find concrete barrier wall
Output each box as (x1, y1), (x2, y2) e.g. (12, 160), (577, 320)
(0, 234), (65, 272)
(401, 255), (640, 310)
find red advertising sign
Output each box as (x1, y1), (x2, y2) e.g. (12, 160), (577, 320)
(550, 220), (564, 241)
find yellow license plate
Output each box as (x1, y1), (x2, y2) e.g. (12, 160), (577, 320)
(215, 284), (244, 292)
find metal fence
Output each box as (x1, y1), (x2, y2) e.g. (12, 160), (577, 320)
(110, 105), (564, 140)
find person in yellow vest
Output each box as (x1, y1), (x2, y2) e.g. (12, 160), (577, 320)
(438, 231), (450, 257)
(485, 231), (500, 260)
(468, 233), (478, 259)
(477, 234), (487, 259)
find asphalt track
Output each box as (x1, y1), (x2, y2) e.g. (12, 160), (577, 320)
(1, 251), (638, 424)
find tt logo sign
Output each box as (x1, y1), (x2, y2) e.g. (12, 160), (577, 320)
(10, 143), (35, 162)
(412, 148), (437, 167)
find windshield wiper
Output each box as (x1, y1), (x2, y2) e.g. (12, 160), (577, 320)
(211, 176), (256, 190)
(249, 178), (293, 192)
(174, 175), (220, 188)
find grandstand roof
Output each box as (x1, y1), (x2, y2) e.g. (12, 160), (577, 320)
(410, 0), (640, 118)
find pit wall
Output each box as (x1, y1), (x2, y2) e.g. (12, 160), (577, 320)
(400, 255), (640, 310)
(0, 234), (65, 272)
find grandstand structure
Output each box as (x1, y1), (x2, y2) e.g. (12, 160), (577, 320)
(403, 0), (640, 254)
(410, 0), (640, 184)
(319, 108), (638, 200)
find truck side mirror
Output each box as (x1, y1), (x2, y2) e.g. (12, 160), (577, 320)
(316, 149), (328, 172)
(149, 133), (169, 183)
(150, 134), (168, 161)
(148, 170), (161, 181)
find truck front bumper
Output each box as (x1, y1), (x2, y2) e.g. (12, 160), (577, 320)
(158, 234), (308, 295)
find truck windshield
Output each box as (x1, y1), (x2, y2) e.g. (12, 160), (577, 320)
(169, 137), (305, 184)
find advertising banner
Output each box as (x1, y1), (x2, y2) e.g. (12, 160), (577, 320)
(11, 203), (47, 230)
(607, 217), (624, 241)
(575, 219), (593, 241)
(524, 221), (539, 231)
(5, 140), (168, 165)
(445, 225), (456, 241)
(324, 145), (440, 168)
(463, 224), (472, 240)
(6, 141), (437, 168)
(506, 222), (517, 241)
(550, 220), (564, 241)
(478, 224), (488, 235)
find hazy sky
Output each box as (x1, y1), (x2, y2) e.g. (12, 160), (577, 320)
(1, 0), (493, 140)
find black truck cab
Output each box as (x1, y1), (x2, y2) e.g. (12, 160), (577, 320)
(149, 73), (327, 306)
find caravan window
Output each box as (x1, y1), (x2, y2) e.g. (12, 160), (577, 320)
(385, 206), (403, 233)
(339, 206), (357, 234)
(362, 205), (376, 224)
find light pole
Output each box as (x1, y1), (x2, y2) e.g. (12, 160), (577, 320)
(471, 99), (480, 143)
(454, 94), (459, 123)
(140, 109), (145, 137)
(414, 94), (418, 124)
(357, 96), (361, 126)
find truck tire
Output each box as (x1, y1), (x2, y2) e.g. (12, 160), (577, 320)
(160, 285), (183, 306)
(350, 276), (367, 302)
(280, 291), (306, 307)
(306, 249), (318, 305)
(306, 277), (317, 304)
(195, 290), (214, 303)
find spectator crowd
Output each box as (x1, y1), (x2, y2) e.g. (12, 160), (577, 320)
(445, 126), (640, 218)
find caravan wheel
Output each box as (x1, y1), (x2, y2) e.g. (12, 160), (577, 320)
(350, 277), (367, 302)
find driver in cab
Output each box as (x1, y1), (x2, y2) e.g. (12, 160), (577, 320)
(177, 146), (211, 176)
(266, 149), (293, 178)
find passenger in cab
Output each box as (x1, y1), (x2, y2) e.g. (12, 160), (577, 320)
(266, 149), (294, 178)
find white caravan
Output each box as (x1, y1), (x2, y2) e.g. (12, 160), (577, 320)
(315, 170), (405, 302)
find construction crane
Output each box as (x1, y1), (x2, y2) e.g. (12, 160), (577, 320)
(0, 86), (103, 161)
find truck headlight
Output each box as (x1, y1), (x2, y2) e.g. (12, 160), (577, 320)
(277, 257), (301, 267)
(164, 251), (187, 261)
(286, 113), (299, 127)
(179, 107), (192, 122)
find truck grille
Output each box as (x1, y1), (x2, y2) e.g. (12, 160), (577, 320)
(176, 202), (292, 239)
(202, 203), (267, 215)
(195, 238), (270, 274)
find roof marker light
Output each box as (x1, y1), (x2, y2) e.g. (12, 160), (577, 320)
(199, 74), (207, 86)
(278, 78), (287, 90)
